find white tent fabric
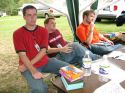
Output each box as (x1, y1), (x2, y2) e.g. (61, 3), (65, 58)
(33, 0), (120, 40)
(34, 0), (68, 16)
(34, 0), (120, 24)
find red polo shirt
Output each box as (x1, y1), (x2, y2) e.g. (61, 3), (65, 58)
(13, 25), (49, 68)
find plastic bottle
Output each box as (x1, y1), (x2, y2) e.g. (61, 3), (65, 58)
(82, 51), (92, 76)
(99, 55), (110, 82)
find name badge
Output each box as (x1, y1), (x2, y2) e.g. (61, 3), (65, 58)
(35, 43), (40, 52)
(57, 44), (62, 48)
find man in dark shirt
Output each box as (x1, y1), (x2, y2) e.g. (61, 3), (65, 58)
(44, 17), (100, 67)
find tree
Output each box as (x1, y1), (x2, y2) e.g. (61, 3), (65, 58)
(0, 0), (17, 15)
(18, 0), (33, 6)
(0, 0), (33, 15)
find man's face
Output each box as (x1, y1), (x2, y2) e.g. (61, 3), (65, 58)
(85, 13), (95, 24)
(47, 19), (56, 31)
(23, 9), (37, 26)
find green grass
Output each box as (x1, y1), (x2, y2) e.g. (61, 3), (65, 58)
(0, 16), (125, 93)
(95, 20), (125, 33)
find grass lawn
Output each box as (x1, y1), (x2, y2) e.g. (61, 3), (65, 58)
(0, 15), (125, 93)
(96, 20), (125, 33)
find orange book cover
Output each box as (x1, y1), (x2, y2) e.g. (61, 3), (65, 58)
(60, 65), (84, 82)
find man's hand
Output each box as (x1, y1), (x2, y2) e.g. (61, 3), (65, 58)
(18, 65), (27, 72)
(60, 44), (73, 53)
(86, 22), (95, 45)
(107, 40), (114, 45)
(19, 65), (44, 79)
(32, 71), (44, 79)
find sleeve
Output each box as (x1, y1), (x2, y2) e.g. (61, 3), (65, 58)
(13, 31), (27, 53)
(76, 27), (87, 43)
(39, 28), (49, 49)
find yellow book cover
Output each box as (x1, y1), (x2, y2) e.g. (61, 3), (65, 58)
(60, 65), (84, 82)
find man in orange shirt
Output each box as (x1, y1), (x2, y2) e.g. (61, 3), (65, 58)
(76, 10), (121, 55)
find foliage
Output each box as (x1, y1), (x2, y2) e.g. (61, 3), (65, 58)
(0, 0), (33, 15)
(0, 0), (16, 15)
(18, 0), (33, 7)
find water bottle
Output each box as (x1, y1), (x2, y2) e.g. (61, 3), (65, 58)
(82, 51), (92, 76)
(99, 55), (110, 82)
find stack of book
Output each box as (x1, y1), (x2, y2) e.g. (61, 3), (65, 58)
(60, 65), (84, 91)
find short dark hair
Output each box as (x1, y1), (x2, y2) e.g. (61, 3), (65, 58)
(44, 17), (55, 25)
(22, 5), (37, 16)
(83, 10), (95, 19)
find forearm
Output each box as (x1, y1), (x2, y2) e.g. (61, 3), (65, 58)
(86, 23), (95, 45)
(31, 48), (47, 64)
(101, 36), (114, 45)
(102, 37), (109, 42)
(19, 48), (47, 71)
(99, 34), (109, 42)
(47, 48), (62, 54)
(86, 31), (93, 44)
(19, 53), (44, 79)
(19, 53), (37, 74)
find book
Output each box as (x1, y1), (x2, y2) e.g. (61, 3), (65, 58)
(61, 76), (84, 91)
(63, 76), (83, 84)
(60, 65), (84, 82)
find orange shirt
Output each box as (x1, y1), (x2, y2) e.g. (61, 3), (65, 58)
(76, 23), (101, 44)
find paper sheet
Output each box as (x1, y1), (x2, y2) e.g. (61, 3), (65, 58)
(94, 81), (125, 93)
(122, 47), (125, 50)
(92, 59), (125, 83)
(108, 51), (123, 58)
(108, 51), (125, 61)
(115, 55), (125, 61)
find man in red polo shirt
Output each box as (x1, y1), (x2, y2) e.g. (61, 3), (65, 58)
(13, 5), (68, 93)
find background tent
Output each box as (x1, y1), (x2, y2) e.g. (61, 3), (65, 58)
(66, 0), (79, 41)
(34, 0), (120, 41)
(66, 0), (97, 41)
(35, 0), (96, 41)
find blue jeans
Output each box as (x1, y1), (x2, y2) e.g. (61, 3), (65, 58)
(55, 42), (99, 67)
(89, 42), (122, 55)
(21, 58), (69, 93)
